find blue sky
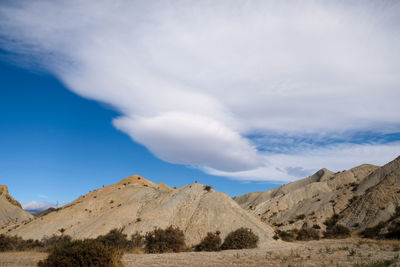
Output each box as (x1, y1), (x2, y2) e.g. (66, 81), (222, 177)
(0, 58), (282, 207)
(0, 1), (399, 210)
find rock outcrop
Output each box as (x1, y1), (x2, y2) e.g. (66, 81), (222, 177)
(0, 185), (33, 227)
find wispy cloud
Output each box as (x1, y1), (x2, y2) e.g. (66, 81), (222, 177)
(0, 1), (399, 181)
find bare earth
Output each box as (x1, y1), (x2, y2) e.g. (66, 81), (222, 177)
(1, 238), (399, 267)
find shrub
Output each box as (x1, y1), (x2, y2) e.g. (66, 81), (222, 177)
(276, 230), (297, 242)
(204, 185), (212, 192)
(323, 224), (350, 239)
(41, 235), (72, 252)
(385, 222), (400, 239)
(324, 214), (340, 229)
(361, 222), (385, 239)
(221, 228), (258, 250)
(194, 232), (221, 251)
(295, 214), (305, 220)
(0, 234), (42, 251)
(95, 228), (129, 250)
(130, 232), (144, 249)
(144, 226), (186, 253)
(276, 227), (319, 242)
(296, 227), (320, 241)
(38, 239), (121, 267)
(0, 234), (21, 251)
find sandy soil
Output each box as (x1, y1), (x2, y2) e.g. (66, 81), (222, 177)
(0, 238), (399, 267)
(0, 251), (46, 267)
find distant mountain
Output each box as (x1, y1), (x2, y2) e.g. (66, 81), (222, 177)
(23, 201), (57, 214)
(2, 175), (275, 246)
(0, 185), (33, 227)
(235, 156), (400, 233)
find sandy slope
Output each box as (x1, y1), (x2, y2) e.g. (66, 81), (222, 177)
(1, 175), (275, 246)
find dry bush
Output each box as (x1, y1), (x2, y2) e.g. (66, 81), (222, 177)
(130, 231), (144, 249)
(323, 214), (340, 229)
(295, 214), (306, 220)
(204, 185), (212, 192)
(95, 228), (130, 251)
(38, 239), (122, 267)
(361, 222), (386, 239)
(296, 227), (320, 241)
(0, 234), (42, 251)
(40, 235), (72, 252)
(194, 232), (221, 251)
(276, 230), (297, 242)
(276, 227), (319, 242)
(322, 213), (350, 239)
(221, 227), (259, 250)
(144, 226), (186, 253)
(323, 224), (350, 239)
(385, 222), (400, 239)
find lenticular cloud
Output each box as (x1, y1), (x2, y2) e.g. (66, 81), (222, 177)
(1, 1), (399, 180)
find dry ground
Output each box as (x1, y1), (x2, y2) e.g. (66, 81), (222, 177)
(0, 238), (399, 267)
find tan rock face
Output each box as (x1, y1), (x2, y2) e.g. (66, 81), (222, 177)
(0, 185), (33, 227)
(0, 185), (23, 208)
(2, 176), (275, 246)
(339, 156), (400, 229)
(234, 163), (380, 231)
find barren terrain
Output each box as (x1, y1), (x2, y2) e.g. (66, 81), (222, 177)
(1, 238), (399, 267)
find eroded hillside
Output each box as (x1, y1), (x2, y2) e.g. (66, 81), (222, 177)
(1, 175), (275, 246)
(234, 157), (400, 232)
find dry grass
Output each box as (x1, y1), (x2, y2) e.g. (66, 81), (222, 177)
(0, 251), (47, 267)
(122, 238), (400, 266)
(1, 238), (400, 266)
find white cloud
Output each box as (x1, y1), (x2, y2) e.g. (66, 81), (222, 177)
(113, 112), (262, 171)
(209, 142), (400, 181)
(0, 1), (399, 180)
(22, 201), (56, 212)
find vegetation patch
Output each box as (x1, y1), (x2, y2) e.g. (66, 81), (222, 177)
(360, 208), (400, 240)
(296, 227), (320, 241)
(0, 234), (42, 251)
(276, 227), (320, 242)
(276, 230), (297, 242)
(194, 232), (221, 251)
(96, 228), (131, 250)
(221, 227), (259, 250)
(38, 239), (122, 267)
(323, 224), (350, 239)
(203, 185), (212, 192)
(144, 226), (186, 253)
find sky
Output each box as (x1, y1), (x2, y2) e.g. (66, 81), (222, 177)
(0, 1), (399, 211)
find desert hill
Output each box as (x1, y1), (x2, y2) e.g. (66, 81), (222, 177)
(0, 185), (33, 227)
(1, 175), (275, 246)
(234, 161), (387, 231)
(339, 156), (400, 230)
